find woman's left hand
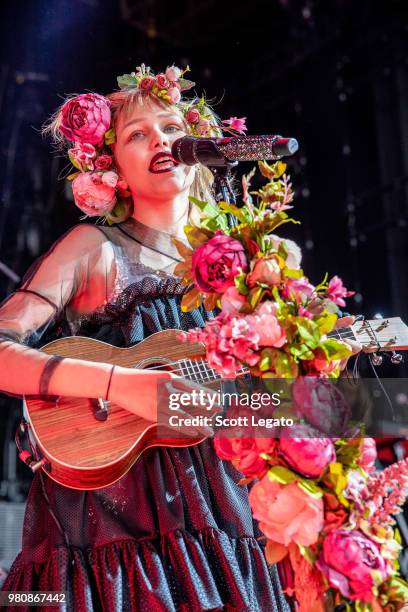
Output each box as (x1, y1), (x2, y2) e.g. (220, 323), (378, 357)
(335, 315), (362, 371)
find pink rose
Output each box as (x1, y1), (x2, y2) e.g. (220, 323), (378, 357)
(59, 93), (111, 146)
(197, 118), (210, 135)
(249, 476), (324, 546)
(268, 235), (302, 269)
(94, 154), (113, 170)
(139, 76), (155, 91)
(247, 256), (281, 288)
(185, 109), (201, 125)
(167, 87), (181, 103)
(101, 170), (119, 188)
(245, 312), (286, 347)
(357, 438), (377, 473)
(326, 275), (354, 308)
(292, 377), (351, 434)
(279, 424), (336, 478)
(255, 301), (277, 316)
(68, 142), (97, 171)
(316, 529), (389, 601)
(191, 230), (248, 293)
(165, 66), (182, 82)
(72, 172), (116, 217)
(214, 437), (276, 477)
(220, 286), (246, 314)
(156, 73), (170, 89)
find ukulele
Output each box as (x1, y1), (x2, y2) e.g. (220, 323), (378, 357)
(18, 317), (408, 491)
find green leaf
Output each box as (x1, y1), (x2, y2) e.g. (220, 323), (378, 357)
(314, 312), (338, 335)
(297, 478), (323, 498)
(104, 127), (116, 145)
(234, 270), (249, 295)
(283, 267), (304, 279)
(184, 225), (213, 248)
(289, 343), (314, 360)
(117, 74), (138, 89)
(277, 241), (288, 260)
(218, 201), (251, 224)
(320, 338), (352, 361)
(267, 466), (297, 485)
(248, 286), (263, 309)
(178, 77), (195, 91)
(295, 318), (321, 349)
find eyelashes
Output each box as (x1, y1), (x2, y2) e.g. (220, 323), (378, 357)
(129, 124), (185, 141)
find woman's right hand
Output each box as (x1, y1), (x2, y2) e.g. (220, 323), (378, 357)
(108, 366), (219, 438)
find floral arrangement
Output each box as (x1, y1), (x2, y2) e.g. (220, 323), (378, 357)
(173, 162), (408, 610)
(55, 64), (246, 222)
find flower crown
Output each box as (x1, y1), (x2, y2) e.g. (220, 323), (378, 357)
(56, 64), (247, 223)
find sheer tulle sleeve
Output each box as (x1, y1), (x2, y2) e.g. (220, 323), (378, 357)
(0, 224), (117, 397)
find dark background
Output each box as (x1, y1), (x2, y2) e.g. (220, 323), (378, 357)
(0, 0), (407, 572)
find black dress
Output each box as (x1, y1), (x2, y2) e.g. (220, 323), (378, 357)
(0, 218), (289, 611)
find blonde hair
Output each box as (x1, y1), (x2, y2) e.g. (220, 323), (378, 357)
(44, 88), (220, 223)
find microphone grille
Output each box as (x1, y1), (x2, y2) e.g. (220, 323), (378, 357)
(220, 135), (299, 161)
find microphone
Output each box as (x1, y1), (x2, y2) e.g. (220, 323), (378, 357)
(172, 135), (299, 167)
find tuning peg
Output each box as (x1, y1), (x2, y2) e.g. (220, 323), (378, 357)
(390, 351), (403, 365)
(371, 353), (383, 366)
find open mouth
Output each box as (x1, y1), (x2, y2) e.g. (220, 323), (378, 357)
(149, 152), (179, 173)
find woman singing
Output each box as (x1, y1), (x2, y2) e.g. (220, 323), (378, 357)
(0, 64), (291, 611)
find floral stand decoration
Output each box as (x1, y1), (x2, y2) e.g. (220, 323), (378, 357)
(173, 160), (408, 611)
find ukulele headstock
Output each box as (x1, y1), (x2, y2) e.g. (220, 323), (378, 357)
(351, 317), (408, 352)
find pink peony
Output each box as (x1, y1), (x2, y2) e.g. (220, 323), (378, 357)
(245, 311), (286, 348)
(139, 76), (155, 91)
(316, 529), (389, 601)
(59, 93), (111, 146)
(185, 109), (201, 124)
(68, 142), (97, 171)
(167, 87), (181, 103)
(72, 172), (117, 217)
(279, 424), (336, 478)
(223, 116), (247, 134)
(156, 73), (170, 89)
(326, 276), (354, 308)
(246, 256), (282, 288)
(249, 476), (324, 547)
(255, 301), (278, 316)
(220, 286), (246, 314)
(292, 377), (351, 434)
(268, 235), (302, 269)
(197, 118), (211, 135)
(214, 437), (276, 477)
(191, 230), (248, 293)
(165, 65), (182, 82)
(95, 154), (113, 170)
(357, 438), (377, 473)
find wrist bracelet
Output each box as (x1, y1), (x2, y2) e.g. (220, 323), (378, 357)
(105, 365), (116, 401)
(39, 355), (64, 396)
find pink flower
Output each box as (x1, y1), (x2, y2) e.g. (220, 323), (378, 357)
(357, 438), (377, 473)
(279, 425), (336, 478)
(191, 230), (248, 293)
(344, 469), (368, 508)
(268, 235), (302, 269)
(165, 65), (182, 81)
(255, 301), (278, 316)
(139, 76), (155, 91)
(101, 170), (119, 188)
(68, 142), (97, 171)
(167, 87), (181, 103)
(59, 93), (111, 146)
(247, 256), (282, 288)
(245, 312), (286, 348)
(292, 377), (351, 434)
(185, 109), (201, 125)
(326, 276), (354, 308)
(249, 476), (324, 547)
(94, 154), (113, 170)
(72, 172), (116, 217)
(197, 118), (211, 135)
(220, 286), (246, 314)
(223, 116), (247, 134)
(156, 73), (170, 89)
(316, 529), (389, 601)
(214, 438), (276, 477)
(281, 277), (315, 302)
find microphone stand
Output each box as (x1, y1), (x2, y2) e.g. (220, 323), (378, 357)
(209, 160), (239, 229)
